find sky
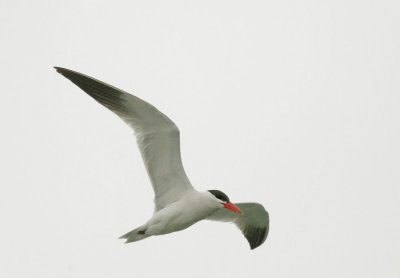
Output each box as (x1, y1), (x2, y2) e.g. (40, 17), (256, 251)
(1, 0), (399, 277)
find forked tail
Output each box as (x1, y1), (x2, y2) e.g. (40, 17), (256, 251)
(119, 226), (150, 243)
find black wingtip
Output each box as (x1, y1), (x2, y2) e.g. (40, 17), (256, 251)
(245, 225), (269, 250)
(54, 66), (68, 74)
(54, 67), (79, 76)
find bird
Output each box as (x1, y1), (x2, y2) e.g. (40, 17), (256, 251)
(55, 67), (269, 250)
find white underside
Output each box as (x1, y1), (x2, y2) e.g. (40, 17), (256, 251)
(144, 190), (221, 236)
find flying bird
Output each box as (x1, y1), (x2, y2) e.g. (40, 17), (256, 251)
(55, 67), (269, 249)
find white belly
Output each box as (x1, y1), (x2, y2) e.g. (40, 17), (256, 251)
(145, 191), (219, 235)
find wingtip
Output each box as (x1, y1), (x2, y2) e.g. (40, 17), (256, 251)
(245, 225), (269, 250)
(54, 66), (75, 75)
(54, 66), (64, 73)
(249, 242), (261, 250)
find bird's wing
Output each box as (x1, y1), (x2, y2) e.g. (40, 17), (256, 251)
(207, 202), (269, 249)
(55, 67), (193, 210)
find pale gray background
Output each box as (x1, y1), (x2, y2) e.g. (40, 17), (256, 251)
(1, 0), (399, 277)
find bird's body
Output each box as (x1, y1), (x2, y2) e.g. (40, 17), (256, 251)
(141, 190), (220, 236)
(55, 67), (270, 249)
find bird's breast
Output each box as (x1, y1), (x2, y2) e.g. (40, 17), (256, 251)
(146, 192), (218, 235)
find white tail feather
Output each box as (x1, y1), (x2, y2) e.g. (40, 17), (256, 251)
(119, 226), (150, 243)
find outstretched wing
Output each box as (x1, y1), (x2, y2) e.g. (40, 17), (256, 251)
(55, 67), (193, 210)
(207, 202), (269, 249)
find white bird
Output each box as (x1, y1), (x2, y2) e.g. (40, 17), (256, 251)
(55, 67), (269, 249)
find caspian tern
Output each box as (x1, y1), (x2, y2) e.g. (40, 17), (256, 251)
(55, 67), (269, 249)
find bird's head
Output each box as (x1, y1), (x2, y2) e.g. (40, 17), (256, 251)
(208, 190), (243, 215)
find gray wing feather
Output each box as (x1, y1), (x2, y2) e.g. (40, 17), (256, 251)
(207, 202), (269, 249)
(55, 67), (193, 210)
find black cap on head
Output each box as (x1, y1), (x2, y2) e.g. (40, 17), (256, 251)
(208, 190), (230, 203)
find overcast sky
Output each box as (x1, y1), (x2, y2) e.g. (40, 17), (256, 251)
(1, 0), (399, 277)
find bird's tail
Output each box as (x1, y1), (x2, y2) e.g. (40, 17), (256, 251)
(119, 226), (150, 243)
